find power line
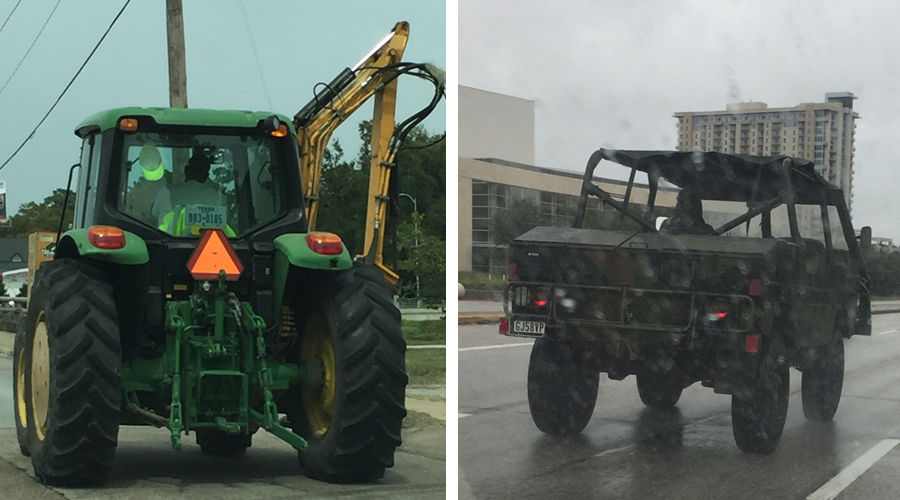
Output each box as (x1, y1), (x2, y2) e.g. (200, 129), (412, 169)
(238, 0), (272, 110)
(0, 0), (131, 172)
(0, 0), (23, 37)
(0, 0), (63, 97)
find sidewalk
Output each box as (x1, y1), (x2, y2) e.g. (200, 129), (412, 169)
(0, 330), (446, 423)
(458, 299), (504, 325)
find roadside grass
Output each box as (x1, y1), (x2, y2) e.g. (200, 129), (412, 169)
(406, 348), (445, 386)
(402, 319), (445, 345)
(403, 409), (445, 429)
(458, 271), (507, 291)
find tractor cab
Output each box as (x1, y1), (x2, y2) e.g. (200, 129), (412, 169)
(73, 107), (306, 241)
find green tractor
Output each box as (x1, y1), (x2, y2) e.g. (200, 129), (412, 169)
(11, 107), (407, 486)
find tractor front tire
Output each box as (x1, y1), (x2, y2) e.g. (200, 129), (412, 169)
(527, 339), (600, 435)
(288, 263), (406, 483)
(26, 258), (121, 486)
(196, 430), (251, 457)
(13, 321), (30, 456)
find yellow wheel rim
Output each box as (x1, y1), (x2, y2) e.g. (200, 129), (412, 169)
(31, 312), (49, 441)
(15, 342), (27, 429)
(301, 313), (335, 437)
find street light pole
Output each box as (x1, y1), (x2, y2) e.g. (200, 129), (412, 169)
(399, 193), (420, 302)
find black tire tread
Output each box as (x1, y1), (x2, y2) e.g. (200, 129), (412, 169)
(636, 371), (683, 410)
(196, 430), (250, 457)
(731, 337), (789, 454)
(801, 339), (844, 422)
(527, 339), (600, 435)
(14, 321), (30, 456)
(290, 263), (406, 483)
(28, 258), (121, 487)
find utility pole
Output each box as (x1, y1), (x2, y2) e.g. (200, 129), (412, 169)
(166, 0), (188, 108)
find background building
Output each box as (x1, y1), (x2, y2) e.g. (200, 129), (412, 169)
(459, 86), (677, 274)
(674, 92), (859, 210)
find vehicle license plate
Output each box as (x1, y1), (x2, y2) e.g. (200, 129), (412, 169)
(512, 320), (545, 335)
(185, 205), (227, 230)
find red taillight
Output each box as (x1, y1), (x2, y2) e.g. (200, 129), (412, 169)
(709, 298), (730, 320)
(749, 278), (762, 296)
(88, 226), (126, 249)
(746, 335), (759, 353)
(508, 263), (519, 281)
(306, 232), (344, 255)
(499, 317), (509, 335)
(532, 287), (550, 307)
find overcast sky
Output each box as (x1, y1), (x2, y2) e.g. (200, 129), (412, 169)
(0, 0), (445, 217)
(460, 0), (900, 240)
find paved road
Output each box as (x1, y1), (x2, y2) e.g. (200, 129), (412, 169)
(0, 357), (445, 500)
(459, 313), (900, 500)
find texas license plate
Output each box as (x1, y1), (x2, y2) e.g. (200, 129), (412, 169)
(512, 320), (545, 335)
(184, 205), (227, 233)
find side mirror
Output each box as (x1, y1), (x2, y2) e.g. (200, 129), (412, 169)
(859, 226), (872, 248)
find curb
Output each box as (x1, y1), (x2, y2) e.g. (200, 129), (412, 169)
(458, 314), (503, 325)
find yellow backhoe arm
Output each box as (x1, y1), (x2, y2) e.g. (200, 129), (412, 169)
(294, 22), (409, 287)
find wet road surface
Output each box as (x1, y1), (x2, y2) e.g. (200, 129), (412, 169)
(459, 312), (900, 500)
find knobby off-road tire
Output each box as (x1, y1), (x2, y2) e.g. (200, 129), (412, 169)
(801, 338), (844, 422)
(636, 371), (683, 410)
(14, 321), (30, 456)
(26, 258), (121, 486)
(288, 263), (406, 483)
(196, 430), (251, 457)
(731, 337), (789, 454)
(527, 339), (600, 435)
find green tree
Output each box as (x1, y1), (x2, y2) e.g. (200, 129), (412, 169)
(0, 188), (76, 238)
(17, 282), (27, 298)
(490, 198), (547, 248)
(397, 212), (444, 302)
(316, 121), (446, 300)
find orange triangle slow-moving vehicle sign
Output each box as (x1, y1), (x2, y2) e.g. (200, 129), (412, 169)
(187, 229), (244, 281)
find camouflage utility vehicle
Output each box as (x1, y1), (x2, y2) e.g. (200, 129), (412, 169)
(503, 149), (872, 453)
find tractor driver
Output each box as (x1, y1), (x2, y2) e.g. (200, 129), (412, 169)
(155, 153), (228, 235)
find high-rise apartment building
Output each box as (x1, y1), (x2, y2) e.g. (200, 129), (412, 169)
(674, 92), (859, 210)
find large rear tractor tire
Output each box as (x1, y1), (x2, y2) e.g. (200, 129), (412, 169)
(636, 371), (683, 410)
(196, 430), (251, 457)
(527, 339), (600, 435)
(13, 322), (30, 456)
(25, 258), (121, 486)
(287, 263), (406, 483)
(731, 337), (789, 454)
(801, 338), (844, 422)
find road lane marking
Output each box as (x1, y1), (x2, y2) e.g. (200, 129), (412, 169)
(806, 438), (900, 500)
(459, 342), (533, 352)
(877, 329), (899, 335)
(459, 413), (471, 419)
(407, 345), (446, 349)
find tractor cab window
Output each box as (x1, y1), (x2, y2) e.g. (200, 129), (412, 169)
(116, 131), (283, 237)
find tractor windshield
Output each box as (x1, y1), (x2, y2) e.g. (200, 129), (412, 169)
(116, 131), (283, 237)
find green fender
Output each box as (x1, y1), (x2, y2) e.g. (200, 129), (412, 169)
(55, 228), (149, 265)
(273, 233), (352, 310)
